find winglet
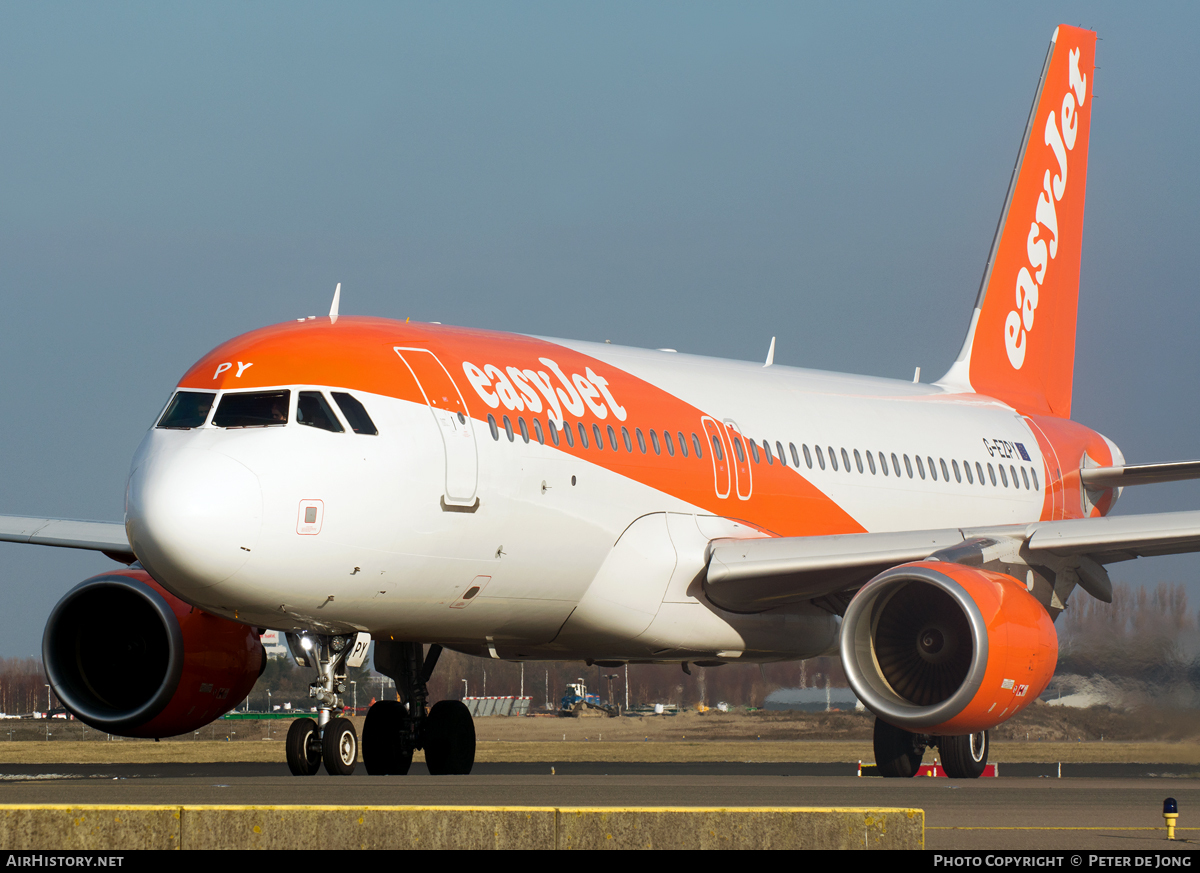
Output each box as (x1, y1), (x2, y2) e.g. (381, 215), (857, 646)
(329, 282), (341, 323)
(764, 337), (776, 368)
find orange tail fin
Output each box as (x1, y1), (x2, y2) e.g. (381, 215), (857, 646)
(939, 25), (1096, 418)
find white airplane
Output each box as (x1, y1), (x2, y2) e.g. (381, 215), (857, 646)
(4, 24), (1199, 779)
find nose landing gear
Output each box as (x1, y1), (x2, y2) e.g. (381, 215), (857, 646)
(283, 632), (361, 776)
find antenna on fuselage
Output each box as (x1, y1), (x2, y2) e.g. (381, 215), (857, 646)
(763, 336), (776, 368)
(329, 282), (341, 323)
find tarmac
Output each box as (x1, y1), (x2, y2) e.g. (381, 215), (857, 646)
(0, 762), (1197, 850)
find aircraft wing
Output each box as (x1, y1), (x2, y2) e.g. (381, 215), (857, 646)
(704, 510), (1200, 613)
(0, 515), (134, 563)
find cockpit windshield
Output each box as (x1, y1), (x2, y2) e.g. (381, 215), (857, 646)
(157, 391), (215, 429)
(213, 391), (290, 428)
(332, 392), (379, 435)
(296, 392), (344, 433)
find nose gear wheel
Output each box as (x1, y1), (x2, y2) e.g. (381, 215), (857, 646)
(322, 717), (358, 776)
(285, 717), (322, 776)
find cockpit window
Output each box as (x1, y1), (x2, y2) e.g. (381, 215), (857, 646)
(213, 391), (290, 428)
(296, 392), (344, 433)
(331, 392), (378, 435)
(157, 391), (215, 429)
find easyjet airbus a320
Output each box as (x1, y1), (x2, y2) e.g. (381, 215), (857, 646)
(3, 25), (1197, 778)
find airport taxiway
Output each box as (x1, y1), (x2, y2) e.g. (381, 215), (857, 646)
(0, 763), (1197, 850)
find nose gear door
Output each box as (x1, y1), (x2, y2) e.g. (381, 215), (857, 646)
(394, 347), (479, 506)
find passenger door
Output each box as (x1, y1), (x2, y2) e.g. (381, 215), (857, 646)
(394, 347), (479, 506)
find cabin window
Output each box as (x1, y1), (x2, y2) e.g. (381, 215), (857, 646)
(866, 451), (876, 474)
(608, 425), (618, 451)
(802, 444), (812, 469)
(853, 449), (863, 473)
(651, 429), (662, 455)
(952, 459), (961, 483)
(940, 458), (950, 481)
(693, 433), (704, 459)
(841, 448), (851, 472)
(637, 428), (647, 453)
(297, 391), (344, 433)
(331, 393), (378, 435)
(157, 391), (215, 429)
(622, 427), (633, 452)
(1010, 464), (1019, 488)
(679, 432), (689, 457)
(776, 441), (787, 466)
(592, 423), (603, 450)
(664, 431), (676, 456)
(1031, 467), (1040, 490)
(488, 414), (499, 440)
(548, 420), (560, 446)
(880, 452), (889, 476)
(749, 439), (759, 463)
(815, 445), (826, 470)
(902, 454), (912, 478)
(534, 418), (545, 445)
(732, 436), (744, 463)
(1021, 466), (1030, 489)
(999, 464), (1009, 487)
(975, 461), (985, 484)
(711, 434), (724, 461)
(915, 456), (925, 479)
(518, 417), (529, 443)
(791, 443), (802, 467)
(764, 441), (774, 465)
(563, 421), (575, 447)
(963, 460), (974, 484)
(987, 463), (997, 486)
(213, 391), (290, 429)
(577, 423), (589, 448)
(928, 457), (938, 481)
(503, 415), (514, 442)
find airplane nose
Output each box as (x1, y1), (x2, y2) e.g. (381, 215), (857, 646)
(126, 448), (262, 593)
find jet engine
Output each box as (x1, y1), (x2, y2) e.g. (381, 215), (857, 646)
(42, 568), (264, 738)
(840, 561), (1056, 735)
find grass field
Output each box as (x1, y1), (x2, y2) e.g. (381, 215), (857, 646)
(1, 739), (1198, 765)
(2, 707), (1199, 765)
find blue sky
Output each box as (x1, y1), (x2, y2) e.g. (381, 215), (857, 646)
(2, 2), (1199, 655)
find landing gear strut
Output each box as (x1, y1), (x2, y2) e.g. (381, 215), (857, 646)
(363, 641), (475, 776)
(284, 632), (360, 776)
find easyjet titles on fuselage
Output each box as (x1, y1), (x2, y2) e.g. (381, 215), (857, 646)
(461, 357), (627, 427)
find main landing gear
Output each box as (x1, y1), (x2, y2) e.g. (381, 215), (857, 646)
(283, 632), (361, 776)
(361, 641), (476, 776)
(873, 717), (989, 778)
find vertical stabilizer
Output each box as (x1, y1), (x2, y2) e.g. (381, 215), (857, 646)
(938, 26), (1096, 418)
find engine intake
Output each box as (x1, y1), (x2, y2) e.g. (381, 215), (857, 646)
(43, 569), (264, 738)
(840, 561), (1057, 734)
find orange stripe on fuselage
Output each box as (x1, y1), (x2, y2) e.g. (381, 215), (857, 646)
(178, 317), (865, 538)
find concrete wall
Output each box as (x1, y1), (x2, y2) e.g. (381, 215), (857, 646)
(0, 804), (923, 849)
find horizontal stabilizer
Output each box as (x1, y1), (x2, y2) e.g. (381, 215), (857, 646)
(0, 515), (133, 562)
(1079, 461), (1200, 489)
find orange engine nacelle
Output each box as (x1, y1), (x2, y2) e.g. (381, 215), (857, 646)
(840, 561), (1057, 735)
(42, 568), (264, 738)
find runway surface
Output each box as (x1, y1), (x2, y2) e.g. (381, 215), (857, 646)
(1, 762), (1198, 850)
